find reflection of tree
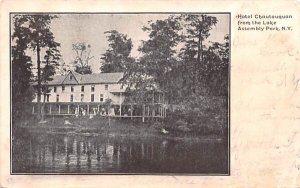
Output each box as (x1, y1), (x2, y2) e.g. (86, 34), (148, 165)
(87, 141), (92, 171)
(76, 140), (81, 171)
(51, 138), (56, 169)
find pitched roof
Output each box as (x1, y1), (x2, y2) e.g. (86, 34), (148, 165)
(46, 75), (66, 85)
(45, 71), (124, 85)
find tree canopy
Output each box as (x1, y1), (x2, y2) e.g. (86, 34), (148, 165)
(118, 14), (229, 106)
(100, 30), (134, 73)
(11, 14), (61, 120)
(72, 42), (93, 74)
(11, 15), (34, 122)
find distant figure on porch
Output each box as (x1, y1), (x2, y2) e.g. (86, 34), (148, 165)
(109, 107), (115, 116)
(75, 108), (79, 117)
(93, 108), (97, 115)
(101, 107), (106, 115)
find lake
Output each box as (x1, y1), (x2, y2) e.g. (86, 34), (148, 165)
(12, 130), (229, 174)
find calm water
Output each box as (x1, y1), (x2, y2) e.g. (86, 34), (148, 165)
(12, 130), (228, 174)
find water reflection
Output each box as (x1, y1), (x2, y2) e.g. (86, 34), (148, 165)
(12, 132), (228, 174)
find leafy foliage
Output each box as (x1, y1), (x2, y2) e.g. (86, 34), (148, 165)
(121, 14), (229, 108)
(72, 42), (93, 74)
(12, 14), (61, 120)
(41, 47), (61, 95)
(11, 15), (34, 121)
(100, 30), (134, 73)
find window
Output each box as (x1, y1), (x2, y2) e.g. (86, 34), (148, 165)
(91, 85), (95, 92)
(81, 86), (84, 92)
(91, 94), (94, 102)
(105, 84), (108, 90)
(53, 86), (57, 92)
(100, 94), (104, 102)
(62, 86), (65, 92)
(71, 86), (74, 92)
(70, 94), (73, 102)
(56, 94), (59, 102)
(70, 75), (73, 80)
(81, 94), (84, 102)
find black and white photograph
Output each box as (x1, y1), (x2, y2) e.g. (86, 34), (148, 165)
(11, 13), (230, 174)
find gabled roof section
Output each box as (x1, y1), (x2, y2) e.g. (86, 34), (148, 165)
(61, 71), (80, 85)
(80, 72), (124, 84)
(45, 75), (66, 85)
(45, 71), (124, 85)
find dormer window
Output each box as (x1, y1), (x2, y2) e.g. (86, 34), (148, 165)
(70, 75), (73, 80)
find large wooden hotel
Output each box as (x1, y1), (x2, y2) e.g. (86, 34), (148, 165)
(32, 71), (167, 120)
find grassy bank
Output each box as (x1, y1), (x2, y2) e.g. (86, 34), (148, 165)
(14, 115), (226, 140)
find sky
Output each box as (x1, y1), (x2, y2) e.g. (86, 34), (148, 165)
(18, 14), (229, 74)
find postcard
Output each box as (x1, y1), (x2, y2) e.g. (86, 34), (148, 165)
(0, 0), (299, 187)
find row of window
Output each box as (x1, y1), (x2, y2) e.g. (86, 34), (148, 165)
(53, 85), (109, 93)
(56, 94), (105, 102)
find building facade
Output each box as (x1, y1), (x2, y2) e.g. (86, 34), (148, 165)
(32, 71), (167, 120)
(33, 71), (125, 104)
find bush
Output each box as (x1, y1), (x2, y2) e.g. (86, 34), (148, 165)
(175, 119), (188, 127)
(151, 121), (163, 130)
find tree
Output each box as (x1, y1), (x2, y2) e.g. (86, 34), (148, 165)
(13, 14), (61, 120)
(122, 16), (184, 104)
(40, 47), (61, 119)
(58, 60), (71, 75)
(138, 16), (183, 89)
(11, 15), (34, 122)
(180, 14), (218, 95)
(100, 30), (134, 73)
(72, 42), (93, 74)
(204, 35), (229, 96)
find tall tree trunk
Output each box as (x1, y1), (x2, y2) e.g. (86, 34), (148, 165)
(41, 86), (48, 122)
(196, 30), (202, 94)
(197, 31), (202, 64)
(37, 41), (42, 120)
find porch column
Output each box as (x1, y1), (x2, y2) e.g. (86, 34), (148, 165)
(97, 105), (100, 114)
(119, 93), (122, 118)
(147, 106), (150, 116)
(32, 105), (35, 114)
(158, 94), (161, 103)
(160, 106), (162, 117)
(87, 104), (90, 114)
(49, 104), (52, 115)
(130, 104), (133, 120)
(58, 105), (61, 114)
(152, 106), (155, 118)
(67, 105), (70, 114)
(142, 104), (145, 122)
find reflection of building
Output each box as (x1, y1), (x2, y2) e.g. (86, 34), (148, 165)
(32, 71), (167, 120)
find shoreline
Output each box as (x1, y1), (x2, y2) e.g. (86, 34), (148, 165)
(13, 116), (227, 142)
